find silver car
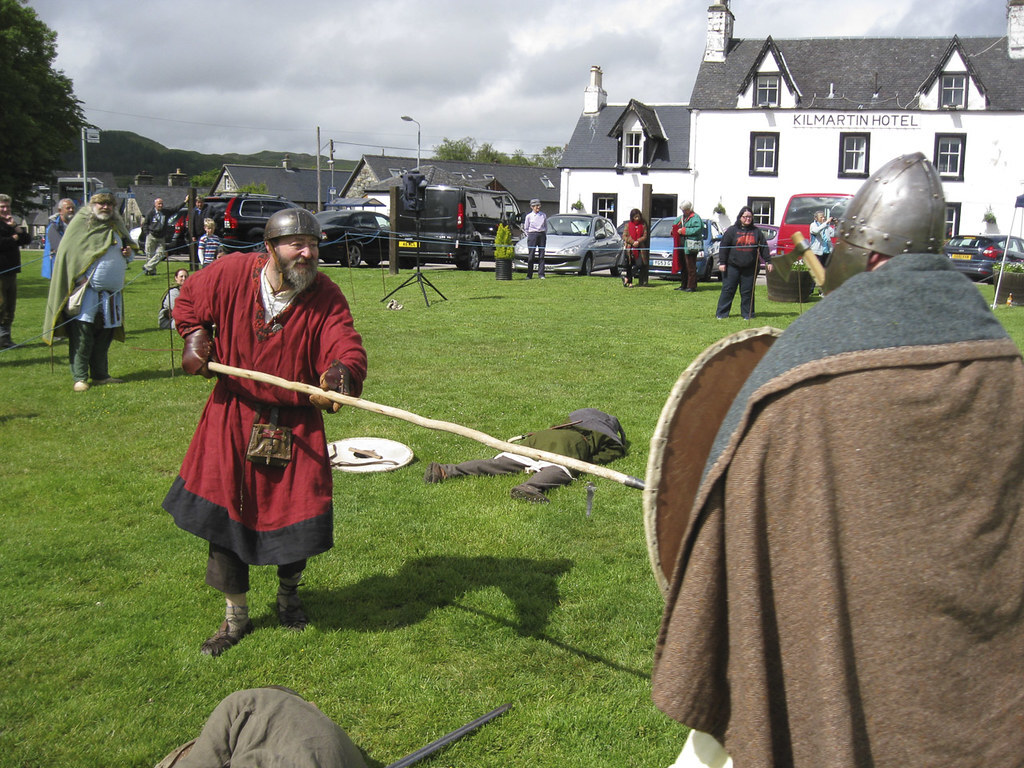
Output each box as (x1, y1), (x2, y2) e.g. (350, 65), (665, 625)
(513, 214), (623, 275)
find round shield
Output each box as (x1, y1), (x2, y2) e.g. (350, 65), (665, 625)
(644, 327), (782, 598)
(328, 437), (414, 473)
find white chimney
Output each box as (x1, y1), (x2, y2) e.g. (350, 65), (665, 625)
(704, 2), (735, 63)
(1010, 0), (1024, 60)
(583, 65), (607, 114)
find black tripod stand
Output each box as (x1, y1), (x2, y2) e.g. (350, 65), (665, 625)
(382, 212), (446, 307)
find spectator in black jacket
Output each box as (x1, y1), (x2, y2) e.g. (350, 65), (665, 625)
(0, 193), (32, 348)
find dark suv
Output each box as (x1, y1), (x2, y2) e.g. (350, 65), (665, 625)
(200, 193), (304, 252)
(394, 185), (521, 270)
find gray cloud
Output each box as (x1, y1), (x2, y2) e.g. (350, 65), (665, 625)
(25, 0), (1005, 160)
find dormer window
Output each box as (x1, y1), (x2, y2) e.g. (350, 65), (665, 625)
(540, 175), (555, 189)
(624, 131), (644, 166)
(755, 75), (780, 107)
(940, 74), (967, 108)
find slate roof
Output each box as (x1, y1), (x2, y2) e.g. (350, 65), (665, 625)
(561, 104), (691, 170)
(355, 155), (560, 204)
(690, 36), (1024, 111)
(130, 184), (193, 214)
(219, 164), (343, 206)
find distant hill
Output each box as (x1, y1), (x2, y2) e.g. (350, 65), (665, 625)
(57, 130), (356, 187)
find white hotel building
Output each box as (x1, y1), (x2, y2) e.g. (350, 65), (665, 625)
(560, 0), (1024, 238)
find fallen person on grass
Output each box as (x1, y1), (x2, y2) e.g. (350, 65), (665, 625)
(423, 408), (626, 503)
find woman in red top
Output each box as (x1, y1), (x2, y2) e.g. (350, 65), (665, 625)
(622, 208), (649, 287)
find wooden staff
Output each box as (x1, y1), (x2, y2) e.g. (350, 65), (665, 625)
(207, 361), (645, 490)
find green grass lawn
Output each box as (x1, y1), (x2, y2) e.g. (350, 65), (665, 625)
(2, 254), (1021, 767)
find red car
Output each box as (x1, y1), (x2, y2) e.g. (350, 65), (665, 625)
(776, 194), (852, 256)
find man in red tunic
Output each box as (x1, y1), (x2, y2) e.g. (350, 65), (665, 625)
(163, 208), (367, 656)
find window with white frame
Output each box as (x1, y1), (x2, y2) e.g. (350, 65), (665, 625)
(838, 133), (870, 178)
(755, 75), (780, 107)
(944, 202), (961, 238)
(749, 133), (779, 176)
(940, 74), (967, 109)
(593, 194), (617, 221)
(747, 197), (775, 225)
(934, 134), (966, 181)
(624, 131), (643, 166)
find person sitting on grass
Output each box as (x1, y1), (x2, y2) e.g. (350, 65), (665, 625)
(423, 408), (626, 503)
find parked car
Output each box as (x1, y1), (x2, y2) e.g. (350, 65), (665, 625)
(313, 210), (390, 267)
(944, 234), (1024, 281)
(394, 184), (521, 270)
(757, 224), (780, 256)
(776, 194), (851, 256)
(647, 216), (723, 281)
(513, 214), (622, 275)
(199, 193), (304, 252)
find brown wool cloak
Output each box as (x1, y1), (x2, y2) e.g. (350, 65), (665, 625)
(652, 254), (1024, 767)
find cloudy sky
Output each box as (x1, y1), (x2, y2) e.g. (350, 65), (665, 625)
(27, 0), (1008, 161)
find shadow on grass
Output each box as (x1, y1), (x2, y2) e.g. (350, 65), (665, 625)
(313, 555), (571, 637)
(306, 554), (649, 680)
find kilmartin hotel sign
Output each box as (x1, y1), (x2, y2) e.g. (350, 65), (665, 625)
(793, 112), (921, 129)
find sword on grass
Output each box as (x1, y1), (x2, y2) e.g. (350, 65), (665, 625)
(386, 703), (511, 768)
(207, 361), (645, 490)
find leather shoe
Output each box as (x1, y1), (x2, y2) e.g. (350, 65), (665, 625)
(510, 485), (549, 503)
(277, 595), (309, 631)
(201, 619), (253, 656)
(423, 462), (447, 484)
(93, 377), (125, 385)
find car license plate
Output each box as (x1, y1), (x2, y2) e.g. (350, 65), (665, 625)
(398, 240), (417, 248)
(950, 253), (971, 260)
(651, 259), (672, 268)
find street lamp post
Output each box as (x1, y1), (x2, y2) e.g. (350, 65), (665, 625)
(401, 115), (421, 169)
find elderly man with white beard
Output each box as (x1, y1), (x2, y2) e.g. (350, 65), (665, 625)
(43, 190), (139, 391)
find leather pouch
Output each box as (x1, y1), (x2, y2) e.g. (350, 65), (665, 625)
(246, 407), (292, 467)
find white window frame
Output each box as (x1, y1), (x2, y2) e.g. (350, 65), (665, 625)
(749, 132), (779, 176)
(940, 74), (967, 109)
(593, 194), (616, 221)
(839, 133), (870, 178)
(747, 197), (775, 226)
(624, 131), (644, 166)
(755, 75), (780, 107)
(934, 134), (966, 181)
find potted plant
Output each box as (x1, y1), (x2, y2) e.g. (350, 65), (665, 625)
(571, 199), (585, 212)
(494, 222), (514, 280)
(766, 258), (815, 303)
(993, 261), (1024, 306)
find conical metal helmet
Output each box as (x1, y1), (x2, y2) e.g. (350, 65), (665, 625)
(824, 152), (945, 292)
(265, 207), (321, 242)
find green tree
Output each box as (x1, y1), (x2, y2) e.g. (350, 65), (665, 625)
(191, 168), (222, 190)
(535, 145), (564, 167)
(0, 0), (83, 208)
(238, 182), (268, 194)
(433, 137), (477, 162)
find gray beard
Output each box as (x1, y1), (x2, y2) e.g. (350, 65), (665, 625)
(92, 209), (112, 222)
(281, 259), (317, 292)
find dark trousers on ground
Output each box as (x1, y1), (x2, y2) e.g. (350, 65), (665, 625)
(0, 272), (16, 327)
(437, 456), (573, 496)
(205, 542), (306, 594)
(526, 232), (546, 278)
(68, 317), (115, 382)
(625, 251), (648, 286)
(716, 264), (757, 319)
(682, 252), (698, 290)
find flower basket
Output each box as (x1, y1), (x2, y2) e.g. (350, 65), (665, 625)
(766, 266), (815, 302)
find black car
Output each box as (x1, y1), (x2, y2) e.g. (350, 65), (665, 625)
(314, 209), (391, 267)
(944, 235), (1024, 281)
(200, 193), (304, 252)
(394, 184), (521, 270)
